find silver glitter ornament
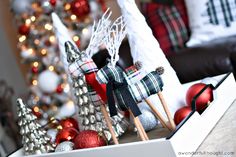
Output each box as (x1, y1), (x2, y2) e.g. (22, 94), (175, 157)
(138, 107), (158, 131)
(16, 98), (55, 155)
(55, 141), (74, 152)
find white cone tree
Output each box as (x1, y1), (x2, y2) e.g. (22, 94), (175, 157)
(117, 0), (185, 116)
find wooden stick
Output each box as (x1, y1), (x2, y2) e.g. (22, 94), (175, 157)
(100, 104), (119, 145)
(157, 92), (176, 130)
(129, 110), (148, 141)
(145, 99), (172, 131)
(136, 116), (149, 140)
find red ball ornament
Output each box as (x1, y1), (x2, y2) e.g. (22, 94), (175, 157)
(70, 0), (90, 19)
(74, 130), (106, 149)
(32, 106), (42, 118)
(55, 127), (79, 145)
(56, 84), (64, 94)
(174, 106), (192, 125)
(18, 24), (30, 35)
(75, 40), (81, 48)
(49, 0), (57, 6)
(31, 66), (38, 74)
(60, 117), (79, 131)
(186, 83), (213, 112)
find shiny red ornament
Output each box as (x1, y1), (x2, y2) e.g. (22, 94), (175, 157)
(75, 40), (81, 48)
(18, 24), (30, 35)
(186, 83), (213, 112)
(31, 66), (38, 74)
(49, 0), (57, 6)
(174, 106), (192, 125)
(55, 127), (79, 145)
(60, 117), (79, 131)
(74, 130), (106, 149)
(70, 0), (90, 19)
(56, 84), (63, 94)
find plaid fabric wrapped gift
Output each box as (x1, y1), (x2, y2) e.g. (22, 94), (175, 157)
(142, 0), (190, 55)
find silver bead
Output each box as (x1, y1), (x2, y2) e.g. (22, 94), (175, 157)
(55, 141), (74, 152)
(78, 97), (83, 105)
(78, 79), (84, 86)
(74, 82), (79, 88)
(82, 86), (88, 93)
(89, 104), (95, 114)
(79, 88), (83, 95)
(103, 130), (112, 141)
(89, 115), (96, 124)
(95, 122), (103, 132)
(95, 112), (102, 121)
(84, 107), (89, 115)
(83, 96), (89, 104)
(83, 117), (90, 125)
(89, 125), (96, 130)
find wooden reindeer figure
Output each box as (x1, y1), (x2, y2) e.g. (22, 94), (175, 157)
(95, 16), (150, 141)
(64, 11), (128, 145)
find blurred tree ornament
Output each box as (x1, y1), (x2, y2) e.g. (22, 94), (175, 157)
(11, 0), (32, 14)
(174, 106), (192, 125)
(70, 0), (90, 19)
(74, 130), (106, 149)
(186, 83), (213, 113)
(56, 84), (64, 94)
(55, 141), (74, 152)
(18, 24), (30, 35)
(38, 70), (60, 93)
(55, 127), (79, 145)
(16, 98), (55, 155)
(59, 117), (79, 131)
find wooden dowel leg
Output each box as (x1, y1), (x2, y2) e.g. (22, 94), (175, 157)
(100, 105), (119, 145)
(130, 110), (147, 141)
(145, 99), (172, 131)
(157, 92), (176, 130)
(135, 116), (149, 140)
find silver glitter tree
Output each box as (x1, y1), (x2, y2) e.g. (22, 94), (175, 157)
(16, 98), (55, 155)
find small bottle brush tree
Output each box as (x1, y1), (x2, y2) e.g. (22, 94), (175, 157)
(17, 98), (55, 155)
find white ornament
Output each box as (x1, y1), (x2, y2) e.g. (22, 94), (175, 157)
(38, 70), (60, 93)
(56, 101), (76, 119)
(117, 0), (185, 116)
(21, 49), (36, 59)
(47, 129), (58, 143)
(11, 0), (32, 14)
(138, 103), (158, 131)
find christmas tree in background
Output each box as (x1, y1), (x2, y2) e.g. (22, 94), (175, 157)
(17, 98), (54, 155)
(11, 0), (106, 125)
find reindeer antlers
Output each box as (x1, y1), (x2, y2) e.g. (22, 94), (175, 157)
(104, 16), (127, 67)
(86, 9), (112, 57)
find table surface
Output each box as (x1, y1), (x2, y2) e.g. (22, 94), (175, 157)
(118, 100), (236, 157)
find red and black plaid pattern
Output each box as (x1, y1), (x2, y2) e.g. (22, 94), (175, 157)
(142, 0), (190, 56)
